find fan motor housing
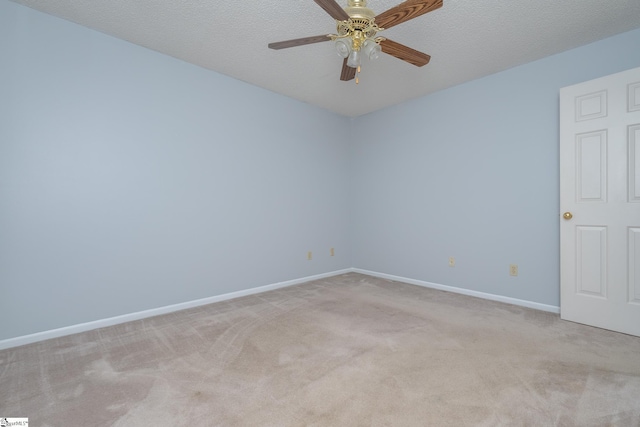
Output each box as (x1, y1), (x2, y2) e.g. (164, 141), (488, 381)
(345, 0), (376, 19)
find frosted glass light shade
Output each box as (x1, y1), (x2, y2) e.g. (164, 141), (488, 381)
(347, 50), (361, 68)
(363, 40), (381, 60)
(335, 39), (352, 58)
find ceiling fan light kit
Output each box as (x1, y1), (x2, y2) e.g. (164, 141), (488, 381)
(268, 0), (442, 83)
(329, 10), (385, 76)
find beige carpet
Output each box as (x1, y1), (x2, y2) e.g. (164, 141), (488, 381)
(1, 273), (640, 426)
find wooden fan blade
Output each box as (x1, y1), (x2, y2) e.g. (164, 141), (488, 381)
(268, 35), (332, 50)
(375, 0), (442, 30)
(380, 39), (431, 66)
(340, 58), (356, 81)
(313, 0), (350, 21)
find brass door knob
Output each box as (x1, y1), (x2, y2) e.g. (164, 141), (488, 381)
(563, 212), (573, 220)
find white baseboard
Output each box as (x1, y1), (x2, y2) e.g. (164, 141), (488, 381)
(0, 269), (352, 351)
(352, 268), (560, 314)
(0, 268), (560, 351)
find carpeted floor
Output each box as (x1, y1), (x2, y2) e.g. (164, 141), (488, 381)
(1, 273), (640, 426)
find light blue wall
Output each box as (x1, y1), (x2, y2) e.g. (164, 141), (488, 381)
(0, 1), (351, 340)
(351, 28), (640, 307)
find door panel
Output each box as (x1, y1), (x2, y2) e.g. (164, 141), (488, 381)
(630, 227), (640, 304)
(560, 66), (640, 337)
(630, 125), (640, 202)
(576, 130), (607, 202)
(576, 226), (607, 298)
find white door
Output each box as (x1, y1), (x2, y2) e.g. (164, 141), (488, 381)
(560, 66), (640, 337)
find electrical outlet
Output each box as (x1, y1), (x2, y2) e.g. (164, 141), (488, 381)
(449, 257), (455, 267)
(330, 248), (335, 256)
(510, 264), (518, 276)
(307, 251), (312, 261)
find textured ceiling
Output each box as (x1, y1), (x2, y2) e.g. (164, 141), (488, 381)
(9, 0), (640, 117)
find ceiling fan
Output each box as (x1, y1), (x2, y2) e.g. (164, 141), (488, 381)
(268, 0), (443, 83)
